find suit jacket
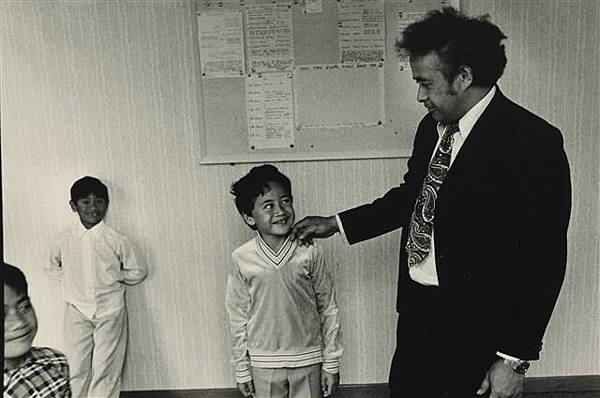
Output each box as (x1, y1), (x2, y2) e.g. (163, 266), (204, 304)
(338, 88), (571, 361)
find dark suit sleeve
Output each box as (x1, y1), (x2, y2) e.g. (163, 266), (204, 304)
(338, 117), (436, 245)
(338, 186), (407, 244)
(500, 127), (571, 360)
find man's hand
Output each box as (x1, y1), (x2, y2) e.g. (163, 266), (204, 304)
(290, 216), (339, 246)
(321, 369), (339, 397)
(237, 381), (255, 397)
(476, 359), (524, 398)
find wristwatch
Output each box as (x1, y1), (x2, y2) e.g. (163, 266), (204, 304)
(503, 358), (530, 374)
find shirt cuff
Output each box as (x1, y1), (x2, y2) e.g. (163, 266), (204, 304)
(322, 359), (340, 374)
(235, 367), (253, 383)
(496, 351), (522, 361)
(334, 214), (349, 245)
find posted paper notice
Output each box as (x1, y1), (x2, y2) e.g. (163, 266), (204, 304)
(246, 73), (295, 149)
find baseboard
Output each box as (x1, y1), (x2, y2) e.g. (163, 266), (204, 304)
(524, 375), (600, 393)
(120, 375), (600, 397)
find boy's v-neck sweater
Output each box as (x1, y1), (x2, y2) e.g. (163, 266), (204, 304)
(226, 234), (342, 383)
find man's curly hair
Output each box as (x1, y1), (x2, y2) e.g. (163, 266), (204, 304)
(398, 7), (507, 87)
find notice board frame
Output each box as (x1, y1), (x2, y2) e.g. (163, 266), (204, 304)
(194, 0), (459, 164)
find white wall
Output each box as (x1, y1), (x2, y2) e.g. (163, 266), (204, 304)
(2, 0), (598, 391)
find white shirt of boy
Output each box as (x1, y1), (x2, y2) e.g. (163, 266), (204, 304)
(49, 220), (147, 319)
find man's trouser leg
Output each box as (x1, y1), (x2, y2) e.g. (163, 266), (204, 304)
(388, 281), (445, 398)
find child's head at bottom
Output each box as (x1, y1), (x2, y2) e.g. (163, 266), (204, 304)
(3, 262), (38, 369)
(231, 164), (294, 248)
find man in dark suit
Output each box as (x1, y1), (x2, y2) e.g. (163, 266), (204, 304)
(291, 7), (571, 398)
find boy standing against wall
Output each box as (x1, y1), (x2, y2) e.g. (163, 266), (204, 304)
(227, 165), (343, 398)
(48, 176), (147, 398)
(4, 262), (71, 397)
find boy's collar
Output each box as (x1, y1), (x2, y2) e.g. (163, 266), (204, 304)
(256, 233), (292, 256)
(75, 220), (105, 239)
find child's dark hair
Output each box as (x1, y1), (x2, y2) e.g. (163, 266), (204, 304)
(3, 262), (29, 297)
(230, 165), (292, 230)
(70, 176), (109, 204)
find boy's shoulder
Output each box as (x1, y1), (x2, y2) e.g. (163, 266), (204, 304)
(98, 222), (127, 240)
(232, 236), (258, 260)
(54, 225), (81, 246)
(29, 347), (69, 365)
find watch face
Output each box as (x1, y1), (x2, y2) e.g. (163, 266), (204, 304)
(514, 361), (530, 374)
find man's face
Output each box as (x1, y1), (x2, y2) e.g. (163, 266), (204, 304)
(410, 52), (465, 124)
(70, 193), (108, 229)
(4, 284), (38, 361)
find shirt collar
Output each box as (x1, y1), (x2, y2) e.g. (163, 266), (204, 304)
(437, 85), (496, 139)
(74, 220), (105, 239)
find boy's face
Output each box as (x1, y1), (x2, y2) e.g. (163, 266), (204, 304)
(4, 284), (38, 361)
(70, 193), (108, 229)
(243, 181), (295, 244)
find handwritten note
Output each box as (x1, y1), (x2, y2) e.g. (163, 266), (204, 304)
(338, 0), (385, 64)
(246, 3), (295, 73)
(197, 10), (245, 78)
(246, 73), (295, 149)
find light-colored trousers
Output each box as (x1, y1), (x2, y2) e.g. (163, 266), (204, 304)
(252, 364), (322, 398)
(64, 304), (127, 398)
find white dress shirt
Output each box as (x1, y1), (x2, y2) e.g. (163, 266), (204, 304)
(409, 86), (496, 285)
(49, 220), (147, 319)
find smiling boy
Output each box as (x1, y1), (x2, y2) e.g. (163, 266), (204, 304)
(4, 262), (71, 397)
(226, 165), (343, 398)
(48, 176), (147, 398)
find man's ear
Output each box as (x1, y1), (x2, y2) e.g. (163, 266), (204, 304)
(69, 200), (76, 212)
(242, 213), (256, 228)
(457, 65), (473, 90)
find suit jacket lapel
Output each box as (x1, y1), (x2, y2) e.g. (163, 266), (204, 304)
(443, 88), (507, 186)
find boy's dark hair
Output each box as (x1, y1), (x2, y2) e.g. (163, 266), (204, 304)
(70, 176), (109, 204)
(3, 262), (29, 297)
(230, 165), (292, 230)
(397, 7), (507, 87)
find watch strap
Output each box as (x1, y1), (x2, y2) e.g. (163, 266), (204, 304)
(503, 358), (530, 374)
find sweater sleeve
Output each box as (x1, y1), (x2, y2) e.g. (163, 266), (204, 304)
(225, 254), (253, 383)
(311, 244), (343, 374)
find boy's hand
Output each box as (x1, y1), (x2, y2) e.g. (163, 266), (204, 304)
(321, 369), (339, 397)
(237, 381), (255, 397)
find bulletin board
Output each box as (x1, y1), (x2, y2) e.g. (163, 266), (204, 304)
(195, 0), (459, 164)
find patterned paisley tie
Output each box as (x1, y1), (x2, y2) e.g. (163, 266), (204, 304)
(406, 123), (459, 267)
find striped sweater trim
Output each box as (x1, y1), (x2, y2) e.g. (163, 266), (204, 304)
(322, 359), (340, 374)
(249, 346), (323, 369)
(234, 367), (253, 383)
(256, 234), (295, 268)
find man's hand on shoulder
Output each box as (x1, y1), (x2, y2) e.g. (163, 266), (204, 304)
(290, 216), (339, 246)
(321, 369), (339, 397)
(477, 359), (524, 398)
(237, 381), (255, 397)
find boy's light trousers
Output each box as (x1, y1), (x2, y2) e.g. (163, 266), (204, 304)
(64, 303), (127, 398)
